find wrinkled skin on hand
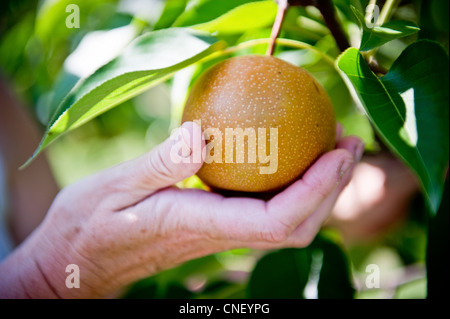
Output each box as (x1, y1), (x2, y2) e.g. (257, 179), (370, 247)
(0, 122), (363, 298)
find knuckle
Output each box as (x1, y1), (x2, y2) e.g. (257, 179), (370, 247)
(261, 221), (290, 244)
(146, 149), (173, 182)
(303, 178), (329, 202)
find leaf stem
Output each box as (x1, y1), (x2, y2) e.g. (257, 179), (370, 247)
(364, 0), (399, 75)
(377, 0), (399, 26)
(222, 38), (336, 67)
(365, 0), (378, 26)
(266, 0), (289, 56)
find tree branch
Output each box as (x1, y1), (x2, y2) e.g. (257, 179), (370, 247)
(313, 0), (350, 52)
(270, 0), (351, 54)
(285, 0), (350, 52)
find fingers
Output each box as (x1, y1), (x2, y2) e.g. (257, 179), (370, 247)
(157, 138), (359, 245)
(336, 135), (365, 164)
(97, 121), (205, 210)
(139, 121), (205, 189)
(282, 136), (365, 247)
(126, 132), (363, 252)
(200, 138), (359, 243)
(266, 148), (355, 231)
(243, 135), (364, 249)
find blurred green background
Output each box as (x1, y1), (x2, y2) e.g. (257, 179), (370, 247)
(0, 0), (448, 298)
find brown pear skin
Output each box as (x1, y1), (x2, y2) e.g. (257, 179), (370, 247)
(182, 55), (336, 193)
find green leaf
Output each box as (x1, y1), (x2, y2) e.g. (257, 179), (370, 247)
(173, 0), (276, 34)
(247, 237), (354, 298)
(153, 0), (188, 30)
(247, 248), (311, 298)
(351, 6), (420, 51)
(337, 40), (449, 214)
(173, 0), (258, 27)
(314, 237), (354, 299)
(191, 1), (277, 34)
(25, 28), (226, 166)
(36, 0), (132, 43)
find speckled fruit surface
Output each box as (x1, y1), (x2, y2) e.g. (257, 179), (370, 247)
(182, 55), (336, 192)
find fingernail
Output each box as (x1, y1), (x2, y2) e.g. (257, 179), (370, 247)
(339, 159), (353, 180)
(354, 142), (365, 162)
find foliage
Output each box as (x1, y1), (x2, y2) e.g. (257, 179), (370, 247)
(23, 28), (226, 166)
(0, 0), (448, 299)
(351, 5), (420, 51)
(338, 40), (449, 213)
(247, 236), (354, 299)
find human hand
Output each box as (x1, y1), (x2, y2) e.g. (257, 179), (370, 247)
(0, 122), (363, 298)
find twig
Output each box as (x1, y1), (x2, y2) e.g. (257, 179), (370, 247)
(378, 0), (399, 26)
(364, 0), (400, 75)
(368, 58), (388, 76)
(365, 0), (378, 25)
(266, 0), (289, 56)
(222, 38), (336, 67)
(313, 0), (350, 52)
(285, 0), (350, 52)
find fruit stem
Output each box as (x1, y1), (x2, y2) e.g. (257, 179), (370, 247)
(266, 0), (289, 56)
(222, 38), (336, 67)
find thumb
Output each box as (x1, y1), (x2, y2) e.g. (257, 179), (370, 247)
(103, 121), (205, 209)
(144, 121), (205, 188)
(138, 121), (205, 189)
